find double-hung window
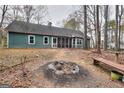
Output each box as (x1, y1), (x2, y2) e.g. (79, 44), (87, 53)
(77, 39), (82, 45)
(43, 36), (49, 45)
(28, 35), (35, 45)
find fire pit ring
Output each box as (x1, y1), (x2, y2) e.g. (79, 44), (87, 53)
(43, 60), (87, 83)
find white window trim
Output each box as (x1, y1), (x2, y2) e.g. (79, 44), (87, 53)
(72, 38), (77, 48)
(28, 35), (35, 45)
(51, 37), (58, 48)
(43, 36), (49, 45)
(7, 32), (9, 48)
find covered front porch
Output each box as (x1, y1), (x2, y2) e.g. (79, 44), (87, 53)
(51, 37), (83, 48)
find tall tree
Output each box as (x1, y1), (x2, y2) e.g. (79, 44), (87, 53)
(4, 5), (48, 25)
(64, 5), (105, 48)
(104, 5), (108, 50)
(33, 5), (48, 24)
(84, 5), (88, 49)
(0, 5), (8, 27)
(20, 5), (48, 24)
(118, 5), (123, 50)
(115, 5), (119, 51)
(5, 5), (23, 23)
(93, 6), (97, 48)
(96, 5), (101, 53)
(23, 5), (34, 23)
(0, 5), (8, 47)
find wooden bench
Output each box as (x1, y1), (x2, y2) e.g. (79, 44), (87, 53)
(92, 57), (124, 74)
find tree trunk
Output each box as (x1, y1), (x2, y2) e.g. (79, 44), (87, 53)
(0, 5), (8, 48)
(93, 6), (97, 48)
(0, 5), (8, 28)
(119, 16), (121, 50)
(115, 5), (119, 51)
(118, 5), (123, 50)
(84, 5), (87, 49)
(90, 30), (95, 48)
(104, 5), (108, 50)
(96, 5), (101, 53)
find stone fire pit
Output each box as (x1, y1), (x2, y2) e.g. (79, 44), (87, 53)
(43, 60), (87, 83)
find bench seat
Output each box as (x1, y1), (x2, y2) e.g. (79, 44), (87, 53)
(92, 57), (124, 74)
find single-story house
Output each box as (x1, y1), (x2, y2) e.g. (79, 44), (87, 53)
(6, 21), (90, 48)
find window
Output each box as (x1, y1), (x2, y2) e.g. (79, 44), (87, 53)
(73, 38), (75, 44)
(43, 36), (49, 45)
(28, 35), (35, 44)
(77, 39), (82, 44)
(79, 39), (82, 44)
(53, 38), (57, 43)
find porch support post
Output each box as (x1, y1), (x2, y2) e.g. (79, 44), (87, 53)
(51, 37), (53, 48)
(68, 38), (69, 48)
(56, 37), (58, 48)
(72, 38), (73, 48)
(75, 38), (77, 48)
(64, 37), (66, 48)
(60, 37), (62, 48)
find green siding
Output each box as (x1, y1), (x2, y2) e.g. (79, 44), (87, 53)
(9, 32), (52, 48)
(77, 44), (83, 48)
(8, 32), (90, 48)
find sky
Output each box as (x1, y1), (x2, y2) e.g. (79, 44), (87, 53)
(47, 5), (80, 27)
(46, 5), (115, 27)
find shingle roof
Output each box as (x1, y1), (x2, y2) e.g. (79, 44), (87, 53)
(6, 21), (89, 39)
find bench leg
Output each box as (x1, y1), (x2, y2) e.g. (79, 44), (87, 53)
(115, 53), (119, 63)
(93, 60), (99, 65)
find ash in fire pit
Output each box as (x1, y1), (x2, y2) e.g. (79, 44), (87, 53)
(43, 60), (88, 83)
(48, 61), (79, 75)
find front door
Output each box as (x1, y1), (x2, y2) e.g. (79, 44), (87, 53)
(52, 37), (58, 48)
(72, 38), (75, 48)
